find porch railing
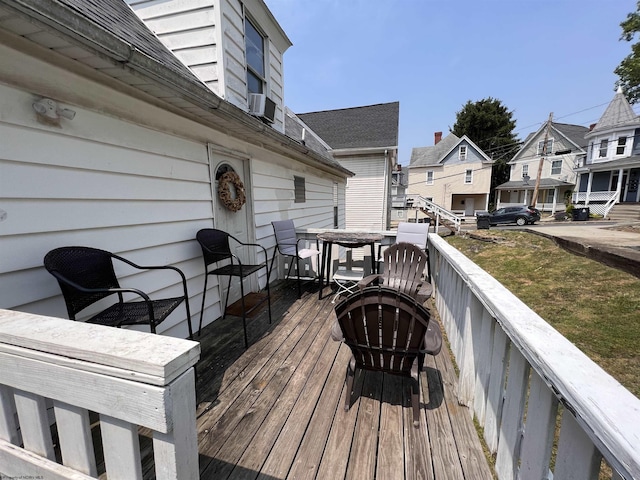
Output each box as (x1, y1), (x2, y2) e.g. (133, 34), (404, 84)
(0, 309), (200, 479)
(429, 234), (640, 479)
(572, 190), (620, 217)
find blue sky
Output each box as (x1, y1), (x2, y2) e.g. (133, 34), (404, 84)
(265, 0), (638, 165)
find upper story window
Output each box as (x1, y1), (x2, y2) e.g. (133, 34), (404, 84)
(458, 145), (467, 160)
(616, 136), (627, 155)
(464, 169), (473, 184)
(599, 139), (609, 158)
(537, 139), (553, 155)
(522, 164), (529, 177)
(426, 171), (434, 185)
(245, 17), (265, 94)
(551, 160), (562, 175)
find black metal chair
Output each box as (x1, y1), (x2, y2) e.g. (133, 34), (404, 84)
(269, 219), (320, 299)
(196, 229), (271, 347)
(44, 246), (193, 338)
(333, 286), (439, 427)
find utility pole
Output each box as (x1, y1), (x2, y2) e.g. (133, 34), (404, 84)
(531, 112), (553, 207)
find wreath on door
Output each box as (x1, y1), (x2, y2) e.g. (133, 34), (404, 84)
(218, 170), (246, 212)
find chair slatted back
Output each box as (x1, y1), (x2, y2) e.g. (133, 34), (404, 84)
(44, 247), (120, 319)
(379, 242), (428, 298)
(271, 220), (298, 256)
(196, 229), (233, 266)
(335, 286), (430, 376)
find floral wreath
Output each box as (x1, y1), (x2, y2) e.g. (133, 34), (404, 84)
(218, 170), (246, 212)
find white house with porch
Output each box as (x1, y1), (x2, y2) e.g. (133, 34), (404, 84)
(575, 86), (640, 217)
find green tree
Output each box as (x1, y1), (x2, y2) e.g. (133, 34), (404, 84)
(615, 1), (640, 104)
(451, 97), (519, 207)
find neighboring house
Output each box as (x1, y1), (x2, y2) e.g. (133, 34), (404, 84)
(408, 132), (494, 217)
(495, 122), (588, 214)
(126, 0), (290, 133)
(575, 86), (640, 216)
(297, 102), (400, 231)
(0, 0), (351, 338)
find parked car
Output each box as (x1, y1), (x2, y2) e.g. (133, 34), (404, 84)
(483, 206), (541, 226)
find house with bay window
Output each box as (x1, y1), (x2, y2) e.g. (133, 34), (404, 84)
(495, 122), (588, 215)
(574, 86), (640, 217)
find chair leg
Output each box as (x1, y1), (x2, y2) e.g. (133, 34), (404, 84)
(222, 275), (232, 319)
(344, 357), (356, 412)
(411, 361), (421, 428)
(239, 276), (248, 348)
(295, 257), (302, 299)
(198, 273), (209, 336)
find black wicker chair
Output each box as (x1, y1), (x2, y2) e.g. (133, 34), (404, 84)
(334, 286), (439, 427)
(196, 229), (271, 347)
(44, 246), (193, 338)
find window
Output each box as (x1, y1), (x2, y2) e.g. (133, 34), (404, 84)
(551, 160), (562, 175)
(599, 139), (608, 158)
(546, 189), (555, 203)
(426, 171), (434, 185)
(522, 164), (529, 177)
(464, 169), (473, 184)
(458, 145), (467, 160)
(245, 17), (265, 94)
(294, 176), (305, 203)
(333, 182), (338, 227)
(617, 136), (627, 155)
(537, 139), (553, 155)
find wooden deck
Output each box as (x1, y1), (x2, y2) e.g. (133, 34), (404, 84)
(180, 281), (494, 479)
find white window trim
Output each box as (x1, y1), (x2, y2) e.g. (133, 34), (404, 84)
(464, 169), (473, 184)
(599, 138), (609, 158)
(616, 136), (627, 156)
(537, 138), (554, 156)
(426, 170), (434, 185)
(458, 145), (467, 161)
(522, 164), (529, 177)
(551, 160), (562, 175)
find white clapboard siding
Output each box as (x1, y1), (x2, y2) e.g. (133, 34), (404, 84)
(342, 155), (388, 231)
(429, 234), (640, 479)
(0, 310), (200, 479)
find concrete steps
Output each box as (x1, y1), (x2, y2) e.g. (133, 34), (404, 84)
(608, 203), (640, 222)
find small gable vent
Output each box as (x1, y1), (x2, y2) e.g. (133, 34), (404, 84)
(248, 93), (276, 123)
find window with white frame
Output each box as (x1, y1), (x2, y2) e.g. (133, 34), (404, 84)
(546, 189), (555, 203)
(599, 138), (608, 158)
(551, 160), (562, 175)
(537, 139), (553, 155)
(426, 170), (434, 185)
(616, 136), (627, 155)
(464, 169), (473, 184)
(245, 17), (265, 94)
(522, 164), (529, 177)
(458, 145), (467, 160)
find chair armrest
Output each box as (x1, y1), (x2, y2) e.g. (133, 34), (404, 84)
(48, 270), (152, 302)
(110, 255), (190, 298)
(415, 282), (433, 304)
(357, 274), (382, 290)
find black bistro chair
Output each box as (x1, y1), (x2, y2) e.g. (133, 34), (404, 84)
(44, 246), (193, 338)
(196, 229), (271, 347)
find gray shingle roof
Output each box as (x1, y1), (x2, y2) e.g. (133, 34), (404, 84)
(284, 108), (333, 161)
(409, 133), (460, 167)
(61, 0), (205, 85)
(591, 87), (640, 134)
(495, 178), (574, 190)
(297, 102), (399, 149)
(552, 123), (590, 151)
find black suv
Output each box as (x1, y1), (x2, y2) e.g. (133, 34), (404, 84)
(486, 206), (541, 226)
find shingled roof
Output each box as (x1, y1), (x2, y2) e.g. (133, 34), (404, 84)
(297, 102), (399, 150)
(409, 133), (460, 167)
(590, 86), (640, 134)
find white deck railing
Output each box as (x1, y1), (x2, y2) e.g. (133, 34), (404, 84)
(0, 310), (200, 479)
(401, 194), (463, 232)
(429, 234), (640, 480)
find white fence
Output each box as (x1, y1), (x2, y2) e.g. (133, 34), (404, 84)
(0, 310), (200, 479)
(429, 234), (640, 480)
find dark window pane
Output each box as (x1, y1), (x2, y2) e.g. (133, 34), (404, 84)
(245, 18), (264, 77)
(247, 70), (263, 94)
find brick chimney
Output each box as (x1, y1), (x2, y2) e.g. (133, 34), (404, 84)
(434, 131), (442, 145)
(589, 123), (597, 131)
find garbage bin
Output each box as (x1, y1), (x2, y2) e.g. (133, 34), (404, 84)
(476, 213), (491, 229)
(572, 207), (589, 221)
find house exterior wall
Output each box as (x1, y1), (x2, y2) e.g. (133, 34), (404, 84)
(126, 0), (287, 132)
(509, 132), (579, 184)
(0, 40), (342, 338)
(408, 161), (492, 212)
(338, 153), (391, 231)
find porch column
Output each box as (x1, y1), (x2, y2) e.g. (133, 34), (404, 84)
(585, 172), (593, 206)
(523, 189), (529, 205)
(616, 168), (624, 202)
(496, 190), (502, 209)
(551, 188), (558, 215)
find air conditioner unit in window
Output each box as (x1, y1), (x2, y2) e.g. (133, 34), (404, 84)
(248, 93), (276, 124)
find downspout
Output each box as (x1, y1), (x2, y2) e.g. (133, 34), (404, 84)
(383, 149), (389, 229)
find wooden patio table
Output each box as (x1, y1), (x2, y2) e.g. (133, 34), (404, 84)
(316, 231), (383, 299)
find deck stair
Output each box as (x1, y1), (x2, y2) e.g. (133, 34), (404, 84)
(403, 194), (462, 234)
(607, 203), (640, 222)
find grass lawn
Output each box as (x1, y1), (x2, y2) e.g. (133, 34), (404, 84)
(446, 230), (640, 398)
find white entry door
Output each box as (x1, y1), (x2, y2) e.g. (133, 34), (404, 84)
(209, 149), (258, 305)
(464, 197), (475, 216)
